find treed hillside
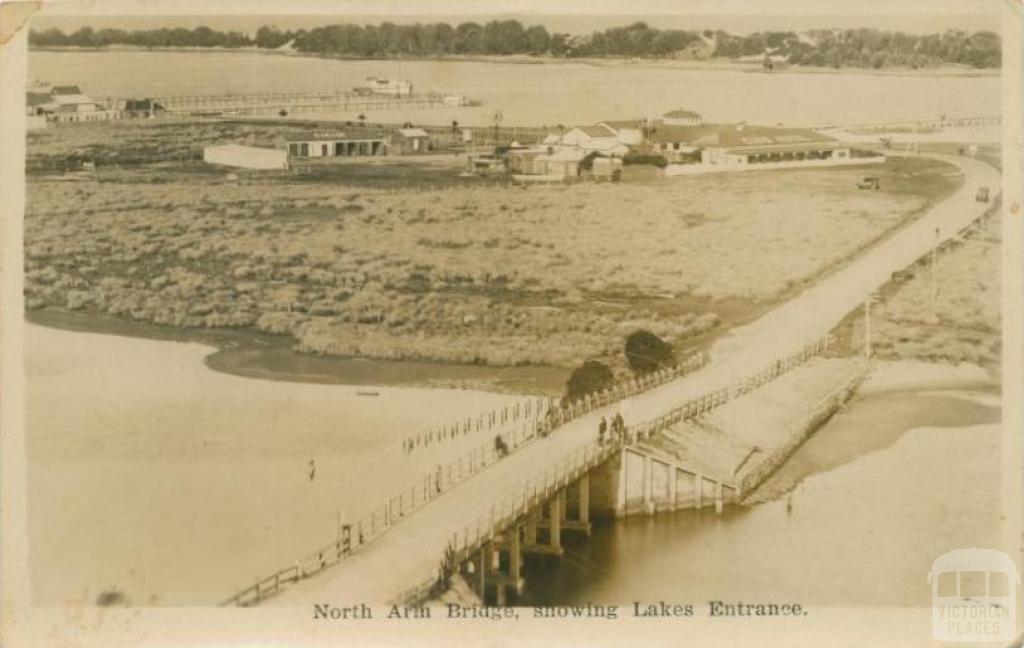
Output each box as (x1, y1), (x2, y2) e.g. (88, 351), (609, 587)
(29, 20), (1001, 69)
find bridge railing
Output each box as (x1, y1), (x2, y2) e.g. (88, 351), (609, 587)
(222, 333), (831, 607)
(402, 396), (550, 454)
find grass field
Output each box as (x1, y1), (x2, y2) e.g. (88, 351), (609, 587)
(843, 210), (1001, 372)
(25, 122), (963, 371)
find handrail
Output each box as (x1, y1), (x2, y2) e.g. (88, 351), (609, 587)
(222, 333), (832, 606)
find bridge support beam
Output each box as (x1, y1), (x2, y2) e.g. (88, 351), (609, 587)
(476, 546), (487, 599)
(643, 455), (654, 514)
(549, 490), (563, 551)
(715, 481), (724, 515)
(695, 471), (703, 509)
(578, 473), (590, 527)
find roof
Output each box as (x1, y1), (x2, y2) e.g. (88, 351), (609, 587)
(664, 109), (701, 119)
(205, 144), (284, 154)
(723, 142), (849, 155)
(287, 130), (386, 142)
(599, 119), (647, 131)
(26, 92), (51, 107)
(50, 85), (82, 96)
(52, 94), (96, 106)
(929, 549), (1020, 578)
(573, 124), (618, 138)
(650, 122), (835, 147)
(397, 128), (429, 138)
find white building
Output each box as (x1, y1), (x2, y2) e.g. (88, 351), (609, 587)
(543, 124), (631, 157)
(203, 144), (288, 170)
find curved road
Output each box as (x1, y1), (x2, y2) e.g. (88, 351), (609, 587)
(272, 153), (1000, 606)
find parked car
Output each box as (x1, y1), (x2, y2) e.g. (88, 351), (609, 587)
(857, 176), (880, 190)
(976, 186), (990, 202)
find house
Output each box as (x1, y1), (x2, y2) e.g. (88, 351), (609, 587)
(544, 124), (631, 157)
(532, 148), (589, 178)
(26, 92), (54, 116)
(27, 83), (119, 123)
(662, 109), (702, 126)
(119, 99), (166, 118)
(596, 120), (647, 146)
(286, 130), (389, 158)
(203, 144), (288, 170)
(391, 128), (431, 155)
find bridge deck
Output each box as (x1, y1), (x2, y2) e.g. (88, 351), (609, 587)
(270, 154), (999, 605)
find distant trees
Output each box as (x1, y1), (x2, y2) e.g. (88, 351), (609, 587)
(625, 330), (674, 374)
(718, 28), (1000, 69)
(29, 25), (252, 48)
(28, 22), (1001, 69)
(566, 360), (615, 401)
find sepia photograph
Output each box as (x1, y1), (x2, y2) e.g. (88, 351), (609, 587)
(0, 0), (1021, 646)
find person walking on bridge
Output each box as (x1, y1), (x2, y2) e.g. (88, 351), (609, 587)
(598, 416), (608, 445)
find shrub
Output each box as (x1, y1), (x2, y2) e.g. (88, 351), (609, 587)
(623, 153), (668, 168)
(624, 329), (674, 373)
(566, 360), (615, 401)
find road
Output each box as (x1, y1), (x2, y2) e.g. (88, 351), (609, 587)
(272, 153), (999, 606)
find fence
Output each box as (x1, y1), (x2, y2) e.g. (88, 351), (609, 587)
(402, 397), (550, 453)
(739, 361), (869, 496)
(221, 334), (829, 607)
(388, 334), (836, 606)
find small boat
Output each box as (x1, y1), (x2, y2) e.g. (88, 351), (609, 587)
(356, 390), (380, 397)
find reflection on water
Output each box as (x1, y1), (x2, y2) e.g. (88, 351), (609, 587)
(519, 391), (1001, 608)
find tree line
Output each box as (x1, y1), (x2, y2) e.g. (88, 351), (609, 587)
(29, 21), (1001, 68)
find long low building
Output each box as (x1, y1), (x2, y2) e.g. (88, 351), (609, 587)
(203, 144), (289, 170)
(286, 130), (390, 158)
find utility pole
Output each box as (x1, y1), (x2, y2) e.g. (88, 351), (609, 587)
(931, 226), (940, 311)
(864, 294), (873, 360)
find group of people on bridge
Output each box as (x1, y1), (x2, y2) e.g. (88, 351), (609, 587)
(598, 413), (627, 446)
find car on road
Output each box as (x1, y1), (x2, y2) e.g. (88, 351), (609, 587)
(857, 176), (880, 190)
(976, 186), (990, 202)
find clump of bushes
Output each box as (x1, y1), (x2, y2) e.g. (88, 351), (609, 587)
(625, 329), (674, 373)
(565, 360), (615, 401)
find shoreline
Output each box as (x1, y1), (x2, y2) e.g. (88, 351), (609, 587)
(28, 46), (999, 79)
(25, 309), (568, 396)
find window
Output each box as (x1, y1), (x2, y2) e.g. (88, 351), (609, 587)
(300, 143), (309, 157)
(322, 144), (328, 156)
(289, 144), (299, 156)
(937, 572), (957, 597)
(960, 571), (986, 597)
(989, 571), (1009, 596)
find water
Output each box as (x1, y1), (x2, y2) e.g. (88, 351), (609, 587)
(25, 322), (1003, 610)
(25, 324), (525, 605)
(518, 390), (1002, 608)
(28, 51), (1000, 127)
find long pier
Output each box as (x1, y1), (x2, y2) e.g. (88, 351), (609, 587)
(219, 153), (999, 608)
(103, 90), (472, 117)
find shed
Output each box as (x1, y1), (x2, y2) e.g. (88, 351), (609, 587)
(392, 128), (431, 154)
(534, 148), (588, 178)
(203, 144), (288, 170)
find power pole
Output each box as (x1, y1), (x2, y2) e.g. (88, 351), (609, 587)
(864, 294), (873, 360)
(931, 226), (940, 311)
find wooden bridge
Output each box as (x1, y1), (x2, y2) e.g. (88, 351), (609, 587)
(217, 152), (1000, 609)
